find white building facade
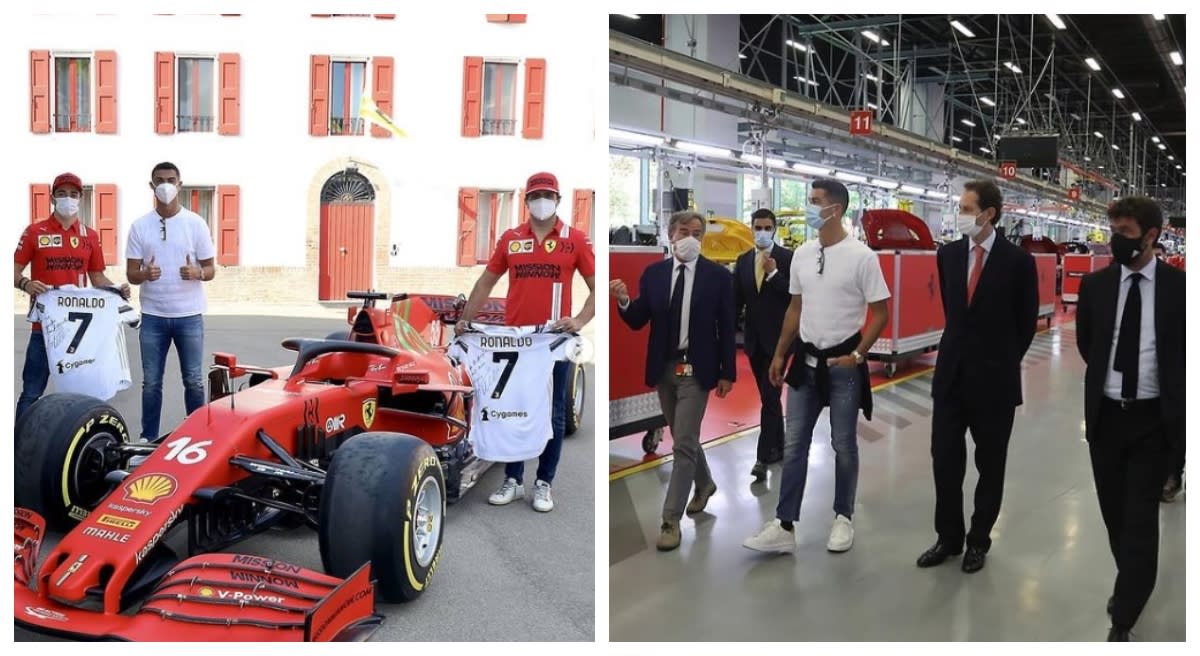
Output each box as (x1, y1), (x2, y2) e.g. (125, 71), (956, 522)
(10, 13), (599, 308)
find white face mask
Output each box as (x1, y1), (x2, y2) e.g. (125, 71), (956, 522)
(672, 236), (701, 262)
(155, 183), (179, 204)
(54, 197), (80, 218)
(754, 229), (775, 249)
(528, 198), (557, 222)
(957, 212), (984, 238)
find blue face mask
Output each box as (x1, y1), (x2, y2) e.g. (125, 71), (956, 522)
(806, 204), (827, 231)
(753, 229), (775, 249)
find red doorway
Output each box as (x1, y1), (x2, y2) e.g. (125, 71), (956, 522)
(318, 169), (375, 301)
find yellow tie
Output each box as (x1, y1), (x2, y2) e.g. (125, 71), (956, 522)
(754, 252), (764, 291)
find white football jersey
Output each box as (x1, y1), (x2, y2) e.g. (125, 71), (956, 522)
(449, 325), (578, 462)
(29, 286), (141, 401)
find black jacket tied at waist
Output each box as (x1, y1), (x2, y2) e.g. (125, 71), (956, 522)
(784, 333), (874, 421)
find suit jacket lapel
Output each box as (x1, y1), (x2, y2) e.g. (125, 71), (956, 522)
(951, 239), (969, 310)
(1098, 265), (1121, 361)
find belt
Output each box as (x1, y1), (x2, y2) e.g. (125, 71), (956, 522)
(1102, 397), (1161, 412)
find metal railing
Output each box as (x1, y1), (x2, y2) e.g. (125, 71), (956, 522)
(177, 115), (215, 133)
(329, 117), (366, 136)
(481, 118), (517, 136)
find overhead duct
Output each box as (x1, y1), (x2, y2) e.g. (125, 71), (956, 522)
(610, 30), (1110, 214)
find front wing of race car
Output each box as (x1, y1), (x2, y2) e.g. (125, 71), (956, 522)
(15, 509), (381, 641)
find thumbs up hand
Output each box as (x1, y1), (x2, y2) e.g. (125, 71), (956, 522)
(145, 255), (162, 282)
(179, 254), (202, 281)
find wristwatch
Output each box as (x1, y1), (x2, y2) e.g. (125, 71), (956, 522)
(850, 350), (864, 364)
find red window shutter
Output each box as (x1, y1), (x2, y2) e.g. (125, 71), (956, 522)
(94, 50), (118, 134)
(457, 187), (479, 266)
(461, 57), (483, 138)
(374, 14), (396, 19)
(518, 188), (529, 223)
(217, 185), (241, 266)
(218, 53), (241, 135)
(370, 56), (394, 139)
(572, 189), (594, 236)
(508, 15), (527, 23)
(310, 55), (330, 137)
(155, 51), (176, 134)
(94, 184), (119, 265)
(30, 50), (51, 134)
(521, 58), (546, 139)
(486, 14), (508, 22)
(30, 184), (51, 223)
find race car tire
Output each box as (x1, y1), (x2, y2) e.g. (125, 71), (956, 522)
(319, 432), (446, 603)
(564, 364), (586, 437)
(15, 393), (132, 532)
(325, 330), (350, 341)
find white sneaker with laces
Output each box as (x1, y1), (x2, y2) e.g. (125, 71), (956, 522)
(532, 480), (554, 512)
(488, 477), (524, 505)
(827, 514), (854, 552)
(742, 519), (796, 553)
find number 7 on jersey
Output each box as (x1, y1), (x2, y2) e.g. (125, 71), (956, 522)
(491, 351), (519, 398)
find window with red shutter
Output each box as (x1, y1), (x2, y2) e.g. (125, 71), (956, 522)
(457, 188), (480, 266)
(218, 53), (241, 135)
(371, 56), (394, 138)
(94, 184), (119, 265)
(155, 51), (176, 134)
(30, 50), (51, 133)
(310, 55), (331, 136)
(572, 189), (594, 237)
(30, 184), (51, 223)
(518, 188), (529, 223)
(95, 51), (117, 134)
(217, 186), (241, 266)
(52, 54), (95, 133)
(522, 58), (546, 139)
(461, 57), (483, 137)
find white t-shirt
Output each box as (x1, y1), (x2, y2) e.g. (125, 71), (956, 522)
(126, 208), (216, 318)
(790, 235), (891, 350)
(449, 325), (579, 462)
(29, 286), (141, 401)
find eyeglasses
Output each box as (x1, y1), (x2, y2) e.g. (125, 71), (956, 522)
(817, 247), (825, 275)
(160, 217), (166, 241)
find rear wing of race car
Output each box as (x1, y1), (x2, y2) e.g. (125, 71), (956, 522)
(414, 294), (507, 326)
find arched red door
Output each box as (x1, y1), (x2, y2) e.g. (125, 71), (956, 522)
(319, 169), (375, 300)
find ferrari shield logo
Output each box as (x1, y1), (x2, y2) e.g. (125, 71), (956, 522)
(70, 236), (80, 248)
(544, 240), (557, 254)
(362, 399), (377, 429)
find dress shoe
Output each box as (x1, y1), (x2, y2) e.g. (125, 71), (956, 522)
(961, 546), (987, 573)
(656, 521), (681, 552)
(1107, 627), (1131, 642)
(750, 461), (767, 481)
(1107, 596), (1114, 616)
(686, 483), (717, 515)
(916, 542), (962, 568)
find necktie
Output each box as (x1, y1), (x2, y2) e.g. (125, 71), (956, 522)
(966, 244), (985, 303)
(1114, 272), (1143, 399)
(668, 265), (687, 351)
(754, 252), (765, 291)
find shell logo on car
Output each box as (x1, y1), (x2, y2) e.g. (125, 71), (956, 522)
(123, 474), (178, 505)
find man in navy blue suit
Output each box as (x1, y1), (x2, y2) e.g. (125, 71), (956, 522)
(611, 210), (737, 552)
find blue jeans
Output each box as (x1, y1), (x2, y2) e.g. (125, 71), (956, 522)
(16, 331), (49, 421)
(775, 364), (862, 521)
(139, 314), (206, 440)
(506, 360), (570, 485)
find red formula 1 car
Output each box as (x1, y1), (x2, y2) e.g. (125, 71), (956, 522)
(13, 291), (560, 641)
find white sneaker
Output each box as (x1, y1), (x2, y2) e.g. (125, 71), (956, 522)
(488, 478), (524, 505)
(827, 514), (854, 552)
(742, 519), (796, 554)
(532, 480), (554, 513)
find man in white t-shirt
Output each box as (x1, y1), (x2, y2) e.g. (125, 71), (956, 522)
(744, 178), (891, 556)
(125, 162), (217, 441)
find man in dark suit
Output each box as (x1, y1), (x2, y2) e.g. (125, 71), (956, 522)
(1076, 196), (1185, 641)
(611, 210), (737, 552)
(733, 209), (794, 481)
(917, 179), (1038, 574)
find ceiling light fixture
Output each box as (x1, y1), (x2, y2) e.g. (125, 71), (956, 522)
(950, 20), (975, 38)
(1046, 14), (1067, 30)
(1111, 88), (1125, 99)
(608, 128), (666, 146)
(861, 30), (881, 43)
(1085, 57), (1101, 71)
(871, 178), (899, 189)
(951, 136), (963, 142)
(900, 184), (926, 194)
(673, 140), (734, 158)
(1015, 117), (1027, 125)
(961, 118), (976, 127)
(865, 73), (879, 82)
(980, 96), (996, 107)
(1131, 112), (1142, 121)
(786, 39), (809, 52)
(980, 147), (992, 154)
(1152, 136), (1161, 143)
(793, 162), (832, 176)
(1094, 131), (1104, 139)
(1170, 51), (1183, 66)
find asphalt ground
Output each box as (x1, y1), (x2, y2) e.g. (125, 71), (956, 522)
(13, 315), (595, 642)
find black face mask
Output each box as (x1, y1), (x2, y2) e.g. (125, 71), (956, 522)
(1110, 232), (1148, 267)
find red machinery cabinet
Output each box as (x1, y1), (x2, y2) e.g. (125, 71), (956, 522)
(861, 210), (944, 378)
(1033, 253), (1058, 324)
(1061, 253), (1097, 304)
(610, 245), (670, 452)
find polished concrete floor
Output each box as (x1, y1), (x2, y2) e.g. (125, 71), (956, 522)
(610, 324), (1186, 641)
